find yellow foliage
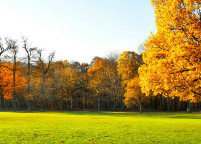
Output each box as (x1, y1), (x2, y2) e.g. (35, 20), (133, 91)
(139, 0), (201, 102)
(124, 77), (145, 107)
(117, 51), (141, 87)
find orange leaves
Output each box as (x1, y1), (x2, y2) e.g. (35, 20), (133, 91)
(87, 58), (103, 77)
(0, 62), (26, 100)
(87, 58), (120, 98)
(87, 58), (106, 91)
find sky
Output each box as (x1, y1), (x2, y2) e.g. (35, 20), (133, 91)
(0, 0), (156, 63)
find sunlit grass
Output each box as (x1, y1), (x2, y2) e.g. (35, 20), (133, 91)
(0, 111), (200, 143)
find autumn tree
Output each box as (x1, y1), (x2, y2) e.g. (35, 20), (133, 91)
(6, 38), (20, 112)
(117, 51), (141, 87)
(88, 57), (123, 111)
(117, 51), (144, 112)
(0, 38), (9, 109)
(139, 0), (201, 112)
(22, 37), (37, 112)
(49, 61), (81, 110)
(124, 77), (145, 112)
(0, 62), (26, 110)
(88, 58), (105, 111)
(105, 53), (124, 110)
(79, 63), (91, 109)
(36, 49), (54, 111)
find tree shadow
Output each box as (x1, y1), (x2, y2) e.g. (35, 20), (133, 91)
(63, 111), (201, 119)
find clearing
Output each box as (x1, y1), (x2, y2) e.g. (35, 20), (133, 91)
(0, 111), (200, 143)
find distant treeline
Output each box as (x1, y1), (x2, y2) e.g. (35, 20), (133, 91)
(0, 37), (200, 112)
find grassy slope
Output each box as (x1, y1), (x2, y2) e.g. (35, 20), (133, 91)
(0, 111), (200, 144)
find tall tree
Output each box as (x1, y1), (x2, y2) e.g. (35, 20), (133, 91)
(6, 39), (19, 112)
(139, 0), (201, 112)
(88, 57), (123, 111)
(117, 51), (141, 87)
(22, 37), (37, 112)
(117, 51), (144, 112)
(124, 77), (145, 113)
(37, 49), (54, 111)
(88, 58), (105, 112)
(0, 38), (9, 109)
(0, 62), (26, 102)
(50, 61), (80, 111)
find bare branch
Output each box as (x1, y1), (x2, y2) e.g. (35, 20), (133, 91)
(45, 52), (55, 74)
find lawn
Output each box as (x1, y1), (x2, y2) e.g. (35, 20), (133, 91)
(0, 111), (200, 144)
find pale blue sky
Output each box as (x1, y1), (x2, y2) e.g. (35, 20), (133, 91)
(0, 0), (156, 63)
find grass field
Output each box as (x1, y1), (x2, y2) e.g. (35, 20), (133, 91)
(0, 111), (200, 144)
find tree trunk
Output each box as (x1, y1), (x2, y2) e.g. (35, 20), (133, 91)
(187, 100), (192, 113)
(13, 55), (16, 112)
(154, 95), (158, 110)
(66, 100), (69, 111)
(40, 73), (45, 112)
(167, 96), (170, 111)
(85, 95), (87, 109)
(139, 102), (142, 113)
(27, 57), (31, 112)
(27, 100), (31, 112)
(113, 97), (116, 111)
(97, 97), (100, 112)
(71, 98), (73, 110)
(0, 92), (3, 110)
(40, 98), (44, 112)
(174, 96), (177, 111)
(150, 97), (153, 111)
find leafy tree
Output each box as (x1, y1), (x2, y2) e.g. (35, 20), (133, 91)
(22, 37), (37, 112)
(0, 38), (9, 109)
(118, 51), (144, 112)
(6, 38), (19, 111)
(36, 49), (54, 111)
(139, 0), (201, 112)
(88, 57), (124, 111)
(88, 58), (106, 111)
(117, 51), (141, 87)
(124, 77), (146, 113)
(0, 62), (26, 105)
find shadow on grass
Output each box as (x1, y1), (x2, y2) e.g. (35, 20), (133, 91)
(1, 110), (200, 119)
(63, 111), (201, 119)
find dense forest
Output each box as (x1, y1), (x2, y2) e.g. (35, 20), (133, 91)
(1, 0), (201, 113)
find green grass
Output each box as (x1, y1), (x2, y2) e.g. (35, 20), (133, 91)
(0, 111), (200, 144)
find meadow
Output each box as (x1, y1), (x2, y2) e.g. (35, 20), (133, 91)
(0, 111), (200, 144)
